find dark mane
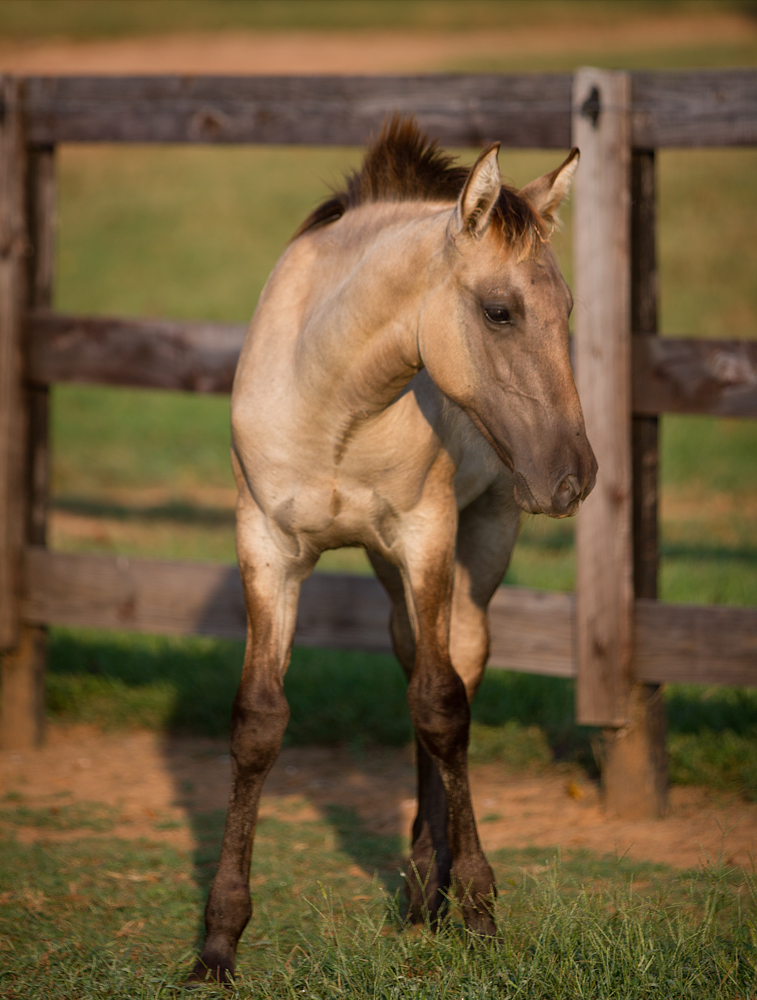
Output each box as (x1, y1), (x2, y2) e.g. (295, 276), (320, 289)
(292, 115), (546, 254)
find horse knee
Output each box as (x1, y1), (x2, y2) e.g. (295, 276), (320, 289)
(407, 667), (470, 764)
(230, 682), (290, 770)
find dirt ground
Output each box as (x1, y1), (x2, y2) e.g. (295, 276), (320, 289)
(2, 724), (757, 873)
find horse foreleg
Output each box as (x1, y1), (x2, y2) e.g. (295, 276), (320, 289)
(398, 513), (494, 937)
(368, 551), (452, 925)
(405, 641), (495, 935)
(188, 530), (302, 985)
(417, 482), (518, 933)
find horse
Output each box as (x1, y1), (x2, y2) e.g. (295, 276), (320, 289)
(188, 117), (597, 984)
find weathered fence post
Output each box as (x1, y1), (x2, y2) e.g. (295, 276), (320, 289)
(572, 69), (668, 818)
(573, 68), (633, 731)
(0, 78), (50, 750)
(572, 67), (635, 802)
(603, 148), (668, 818)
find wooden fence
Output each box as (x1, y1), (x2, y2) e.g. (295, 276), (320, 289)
(1, 69), (756, 818)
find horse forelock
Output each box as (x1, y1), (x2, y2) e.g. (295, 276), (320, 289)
(292, 115), (548, 255)
(491, 186), (549, 260)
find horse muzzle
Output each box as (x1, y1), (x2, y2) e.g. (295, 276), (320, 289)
(513, 455), (597, 519)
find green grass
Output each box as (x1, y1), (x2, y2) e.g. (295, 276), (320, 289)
(43, 626), (757, 798)
(1, 820), (755, 999)
(55, 144), (757, 335)
(0, 0), (751, 39)
(444, 37), (757, 74)
(0, 800), (117, 832)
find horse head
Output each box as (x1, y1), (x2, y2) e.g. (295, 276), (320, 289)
(418, 145), (597, 517)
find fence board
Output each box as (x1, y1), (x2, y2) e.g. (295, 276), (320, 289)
(635, 600), (757, 687)
(22, 74), (572, 148)
(632, 69), (757, 148)
(487, 586), (574, 677)
(22, 546), (392, 651)
(633, 336), (757, 418)
(15, 70), (757, 149)
(22, 548), (757, 687)
(27, 311), (245, 393)
(27, 311), (757, 416)
(22, 548), (571, 671)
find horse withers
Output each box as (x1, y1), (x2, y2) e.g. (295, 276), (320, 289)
(188, 118), (597, 984)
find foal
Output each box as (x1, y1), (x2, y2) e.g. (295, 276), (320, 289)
(189, 118), (596, 983)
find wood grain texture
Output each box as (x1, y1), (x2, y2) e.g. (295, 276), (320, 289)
(573, 68), (634, 727)
(635, 600), (757, 687)
(22, 547), (393, 651)
(21, 74), (572, 148)
(487, 586), (574, 677)
(1, 624), (45, 750)
(21, 549), (757, 687)
(633, 336), (757, 418)
(607, 148), (667, 821)
(25, 150), (54, 547)
(632, 69), (757, 148)
(27, 311), (246, 393)
(2, 146), (58, 749)
(20, 548), (571, 671)
(11, 70), (756, 149)
(27, 312), (757, 418)
(0, 77), (28, 650)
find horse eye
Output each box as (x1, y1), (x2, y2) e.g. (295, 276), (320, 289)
(484, 305), (511, 325)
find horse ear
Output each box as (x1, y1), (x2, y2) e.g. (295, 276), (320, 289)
(519, 147), (579, 225)
(454, 143), (501, 238)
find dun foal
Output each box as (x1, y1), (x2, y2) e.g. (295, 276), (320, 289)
(189, 118), (596, 984)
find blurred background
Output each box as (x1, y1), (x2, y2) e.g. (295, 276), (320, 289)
(3, 0), (756, 788)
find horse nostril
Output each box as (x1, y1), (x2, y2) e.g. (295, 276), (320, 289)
(557, 474), (580, 503)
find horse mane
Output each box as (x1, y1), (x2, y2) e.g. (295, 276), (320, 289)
(292, 115), (547, 254)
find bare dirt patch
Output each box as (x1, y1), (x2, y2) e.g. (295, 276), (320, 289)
(0, 13), (753, 75)
(2, 724), (756, 872)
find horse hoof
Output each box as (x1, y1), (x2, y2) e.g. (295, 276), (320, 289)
(404, 863), (450, 928)
(403, 891), (448, 929)
(463, 908), (497, 940)
(184, 956), (235, 989)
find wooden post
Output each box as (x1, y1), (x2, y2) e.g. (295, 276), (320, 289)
(600, 150), (668, 818)
(0, 79), (52, 750)
(572, 69), (634, 732)
(26, 146), (55, 548)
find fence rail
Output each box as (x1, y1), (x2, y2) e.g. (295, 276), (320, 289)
(1, 67), (756, 820)
(27, 310), (757, 416)
(14, 69), (757, 148)
(22, 547), (757, 689)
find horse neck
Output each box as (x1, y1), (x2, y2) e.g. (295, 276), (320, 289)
(299, 203), (449, 416)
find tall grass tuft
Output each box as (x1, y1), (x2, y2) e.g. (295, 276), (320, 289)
(233, 860), (757, 999)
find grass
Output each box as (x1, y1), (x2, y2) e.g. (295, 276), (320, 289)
(0, 0), (752, 39)
(1, 817), (755, 998)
